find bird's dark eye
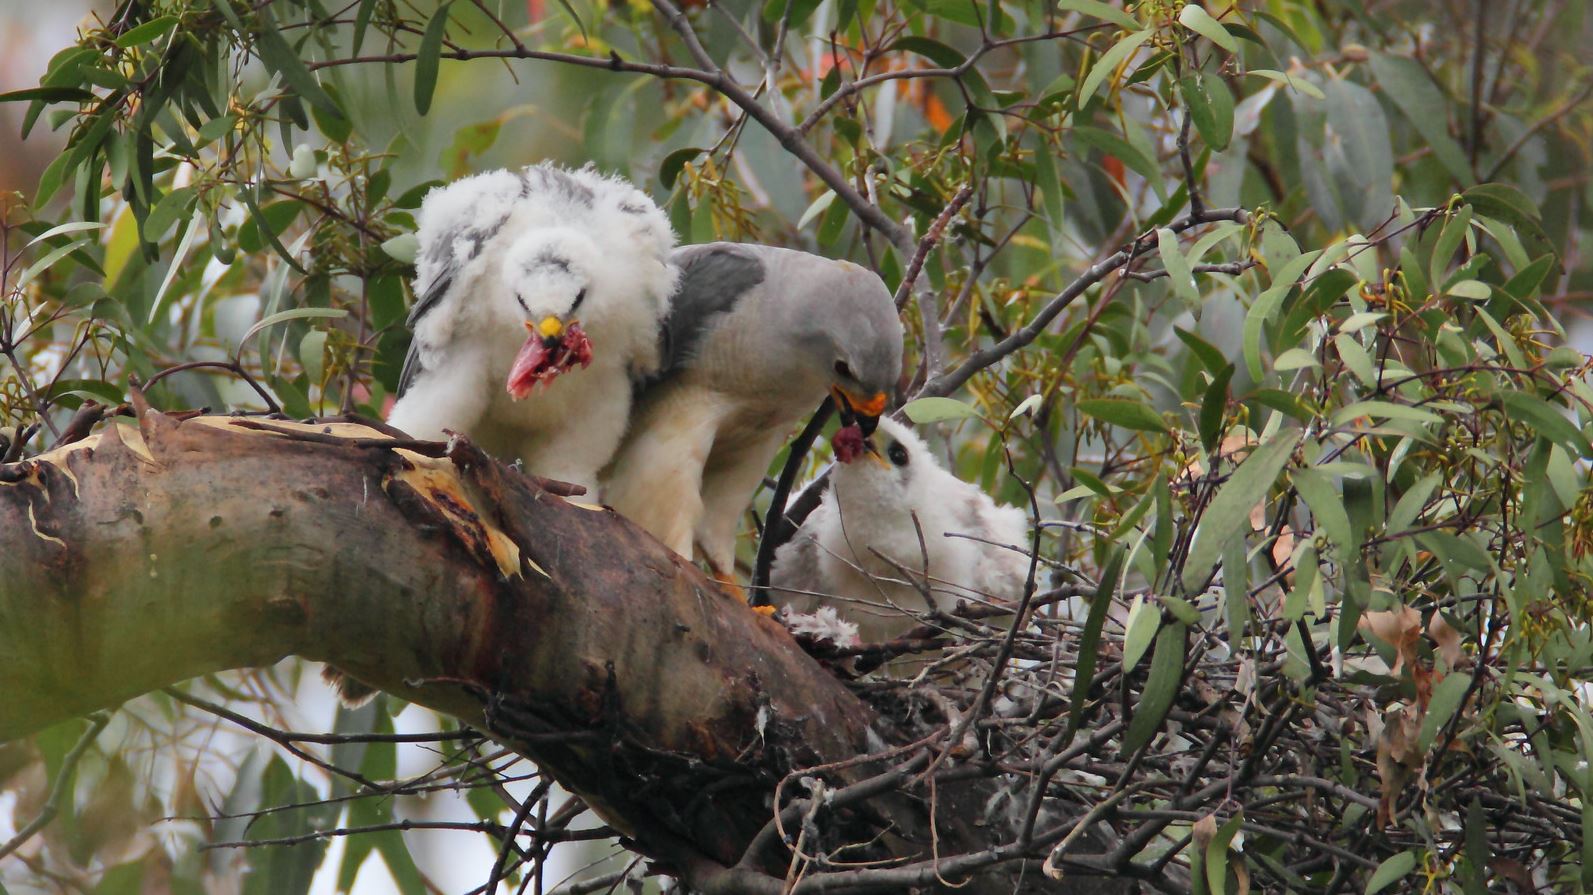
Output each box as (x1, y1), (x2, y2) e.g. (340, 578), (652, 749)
(887, 441), (910, 467)
(571, 287), (587, 311)
(834, 360), (853, 379)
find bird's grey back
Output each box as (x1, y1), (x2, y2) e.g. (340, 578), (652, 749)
(646, 242), (768, 386)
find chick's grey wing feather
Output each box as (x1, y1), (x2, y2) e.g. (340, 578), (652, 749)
(770, 526), (824, 599)
(396, 336), (426, 397)
(407, 224), (495, 328)
(647, 243), (766, 385)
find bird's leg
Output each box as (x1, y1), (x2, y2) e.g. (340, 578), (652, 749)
(698, 556), (775, 616)
(602, 385), (728, 559)
(693, 428), (790, 581)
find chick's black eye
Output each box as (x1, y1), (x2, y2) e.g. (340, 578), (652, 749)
(834, 360), (853, 379)
(887, 441), (910, 467)
(571, 287), (587, 311)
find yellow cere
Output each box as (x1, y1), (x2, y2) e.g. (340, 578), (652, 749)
(538, 316), (565, 339)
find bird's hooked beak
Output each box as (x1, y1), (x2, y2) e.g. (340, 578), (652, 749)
(829, 386), (890, 467)
(530, 315), (566, 343)
(830, 386), (887, 436)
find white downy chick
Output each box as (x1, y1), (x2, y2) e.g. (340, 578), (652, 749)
(771, 417), (1032, 642)
(386, 163), (677, 492)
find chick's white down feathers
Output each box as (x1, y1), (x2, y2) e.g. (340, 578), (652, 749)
(772, 418), (1032, 642)
(387, 164), (678, 491)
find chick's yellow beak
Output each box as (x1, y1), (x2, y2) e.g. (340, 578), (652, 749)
(865, 441), (891, 469)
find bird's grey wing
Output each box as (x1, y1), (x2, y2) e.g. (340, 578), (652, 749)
(645, 243), (767, 386)
(396, 335), (426, 397)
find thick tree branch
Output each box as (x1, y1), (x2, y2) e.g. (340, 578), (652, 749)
(0, 411), (1125, 894)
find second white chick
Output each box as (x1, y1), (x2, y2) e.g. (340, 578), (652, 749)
(771, 417), (1032, 642)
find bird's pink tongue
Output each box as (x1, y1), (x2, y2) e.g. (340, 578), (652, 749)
(832, 423), (867, 463)
(506, 323), (593, 400)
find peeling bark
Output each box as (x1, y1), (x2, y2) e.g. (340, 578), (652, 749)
(0, 411), (1122, 894)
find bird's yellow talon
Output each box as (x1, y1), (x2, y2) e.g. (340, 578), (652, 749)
(751, 604), (777, 617)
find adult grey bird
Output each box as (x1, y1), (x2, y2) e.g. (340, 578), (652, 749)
(601, 243), (903, 585)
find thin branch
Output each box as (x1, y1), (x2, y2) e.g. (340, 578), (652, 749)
(0, 712), (110, 860)
(918, 208), (1249, 398)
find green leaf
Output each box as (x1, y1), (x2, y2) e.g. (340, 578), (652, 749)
(796, 190), (836, 230)
(239, 307), (349, 350)
(1292, 468), (1353, 555)
(1272, 347), (1319, 371)
(1157, 227), (1198, 306)
(14, 237), (92, 292)
(902, 396), (981, 423)
(149, 209), (203, 324)
(237, 199), (304, 255)
(1332, 400), (1444, 428)
(888, 35), (966, 69)
(414, 2), (453, 116)
(1502, 254), (1554, 303)
(1334, 333), (1376, 385)
(299, 329), (328, 386)
(1367, 52), (1473, 186)
(660, 146), (705, 188)
(817, 193), (849, 247)
(1055, 0), (1139, 30)
(1010, 394), (1043, 420)
(380, 232), (419, 264)
(1121, 621), (1187, 755)
(254, 6), (342, 116)
(1429, 204), (1473, 288)
(1074, 126), (1163, 194)
(1079, 29), (1153, 104)
(1248, 68), (1324, 100)
(1177, 4), (1238, 53)
(1447, 279), (1491, 300)
(1181, 432), (1297, 592)
(1417, 671), (1472, 752)
(0, 86), (95, 104)
(1176, 326), (1229, 374)
(1324, 80), (1394, 230)
(1199, 363), (1234, 453)
(1063, 549), (1124, 747)
(1386, 472), (1439, 538)
(1034, 138), (1065, 245)
(1463, 182), (1553, 251)
(1206, 812), (1245, 895)
(1498, 391), (1593, 458)
(1180, 74), (1233, 151)
(1121, 595), (1159, 670)
(25, 220), (105, 248)
(113, 15), (179, 48)
(1078, 398), (1168, 433)
(1365, 851), (1418, 894)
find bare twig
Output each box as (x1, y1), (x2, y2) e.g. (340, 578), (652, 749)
(0, 711), (110, 860)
